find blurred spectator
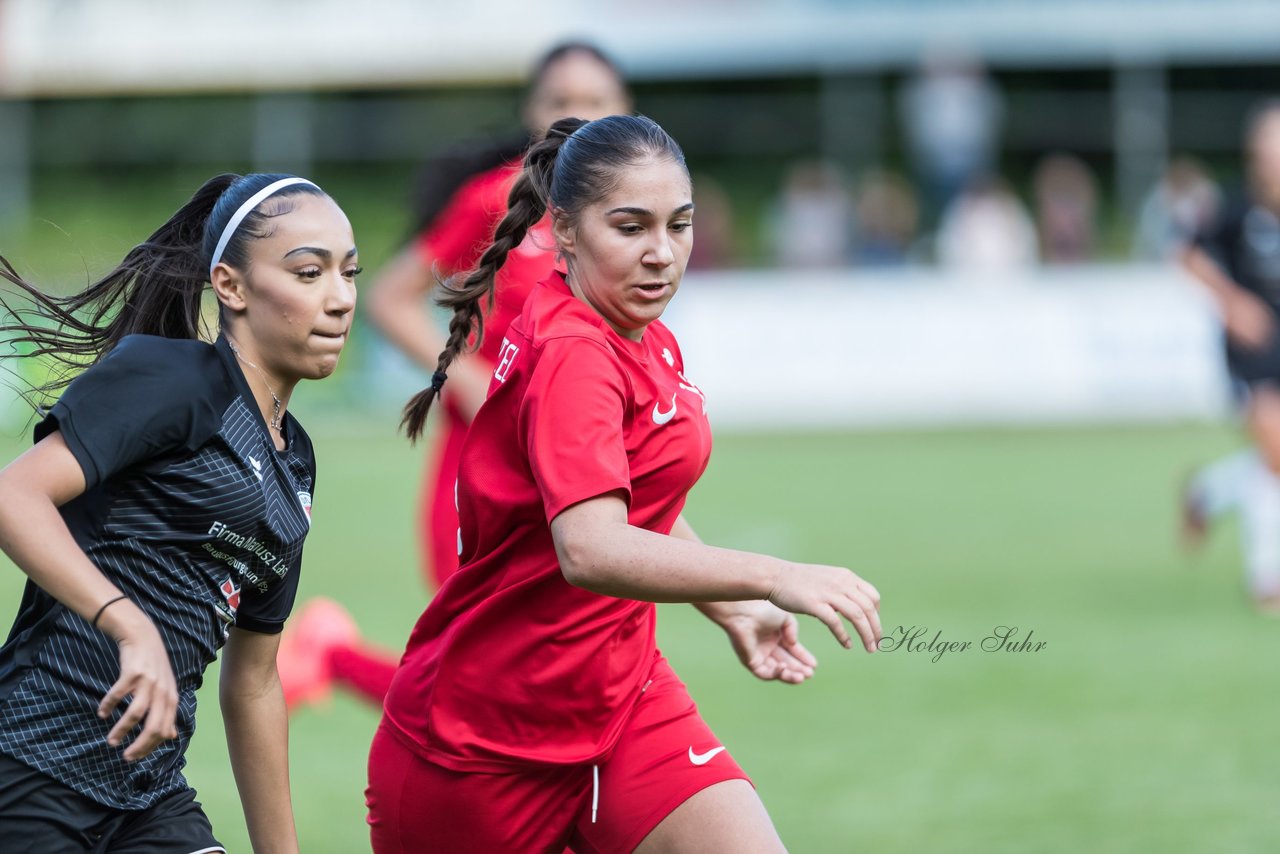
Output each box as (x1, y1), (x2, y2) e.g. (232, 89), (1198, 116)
(900, 45), (1005, 225)
(768, 160), (854, 268)
(935, 177), (1037, 272)
(1032, 153), (1099, 264)
(687, 173), (737, 270)
(1132, 156), (1222, 262)
(852, 170), (919, 266)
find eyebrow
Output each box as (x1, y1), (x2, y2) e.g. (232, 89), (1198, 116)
(605, 203), (696, 217)
(283, 246), (359, 261)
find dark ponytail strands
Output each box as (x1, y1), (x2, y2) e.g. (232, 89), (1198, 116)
(0, 174), (237, 404)
(0, 172), (327, 408)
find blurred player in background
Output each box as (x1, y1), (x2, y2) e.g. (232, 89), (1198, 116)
(0, 174), (357, 850)
(276, 41), (633, 710)
(365, 114), (882, 853)
(1182, 100), (1280, 612)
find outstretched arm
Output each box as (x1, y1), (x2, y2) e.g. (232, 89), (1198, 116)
(221, 627), (299, 854)
(551, 495), (881, 653)
(0, 432), (178, 760)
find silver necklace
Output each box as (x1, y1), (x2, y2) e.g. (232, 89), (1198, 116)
(228, 341), (284, 431)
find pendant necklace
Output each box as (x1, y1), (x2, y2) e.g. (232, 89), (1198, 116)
(228, 341), (284, 431)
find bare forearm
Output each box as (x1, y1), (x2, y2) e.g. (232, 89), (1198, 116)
(555, 496), (881, 651)
(559, 519), (781, 604)
(0, 489), (126, 623)
(366, 250), (494, 418)
(439, 355), (497, 421)
(366, 282), (450, 371)
(0, 435), (181, 759)
(222, 672), (298, 853)
(370, 302), (492, 417)
(670, 515), (742, 618)
(1183, 246), (1245, 304)
(670, 515), (764, 624)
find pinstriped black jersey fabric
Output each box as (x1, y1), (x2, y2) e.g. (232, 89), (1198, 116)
(0, 334), (315, 809)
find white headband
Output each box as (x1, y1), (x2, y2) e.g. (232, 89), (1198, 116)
(208, 177), (319, 278)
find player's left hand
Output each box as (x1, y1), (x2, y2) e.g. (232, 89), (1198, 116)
(714, 600), (818, 684)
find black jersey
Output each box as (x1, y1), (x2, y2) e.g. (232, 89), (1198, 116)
(0, 334), (315, 810)
(1194, 193), (1280, 381)
(1195, 193), (1280, 312)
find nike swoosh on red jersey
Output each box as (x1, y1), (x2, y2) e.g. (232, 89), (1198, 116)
(652, 394), (677, 425)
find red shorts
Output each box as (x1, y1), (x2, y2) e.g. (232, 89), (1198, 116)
(366, 656), (750, 853)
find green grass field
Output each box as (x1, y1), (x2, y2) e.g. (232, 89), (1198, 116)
(1, 419), (1277, 853)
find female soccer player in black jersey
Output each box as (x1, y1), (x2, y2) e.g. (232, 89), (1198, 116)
(1183, 103), (1280, 611)
(0, 173), (357, 852)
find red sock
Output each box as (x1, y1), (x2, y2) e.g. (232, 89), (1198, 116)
(329, 643), (398, 706)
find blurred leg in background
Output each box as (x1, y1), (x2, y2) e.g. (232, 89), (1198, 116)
(1182, 447), (1256, 545)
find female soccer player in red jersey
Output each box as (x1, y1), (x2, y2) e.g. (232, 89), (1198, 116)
(365, 115), (883, 853)
(276, 42), (634, 710)
(0, 174), (357, 851)
(370, 41), (633, 590)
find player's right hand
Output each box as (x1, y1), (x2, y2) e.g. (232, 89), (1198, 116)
(1225, 290), (1276, 351)
(767, 564), (882, 653)
(96, 602), (180, 761)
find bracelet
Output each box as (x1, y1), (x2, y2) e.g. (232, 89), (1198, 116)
(91, 594), (128, 630)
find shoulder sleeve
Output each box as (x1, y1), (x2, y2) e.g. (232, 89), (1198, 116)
(520, 336), (633, 523)
(413, 168), (511, 273)
(233, 555), (303, 634)
(33, 336), (228, 491)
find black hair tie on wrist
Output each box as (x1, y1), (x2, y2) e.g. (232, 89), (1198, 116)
(431, 370), (448, 393)
(91, 594), (129, 631)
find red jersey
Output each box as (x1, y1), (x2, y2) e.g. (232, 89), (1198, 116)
(414, 163), (559, 364)
(383, 272), (713, 771)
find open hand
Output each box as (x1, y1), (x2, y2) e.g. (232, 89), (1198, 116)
(768, 564), (882, 653)
(716, 600), (818, 684)
(97, 604), (180, 761)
